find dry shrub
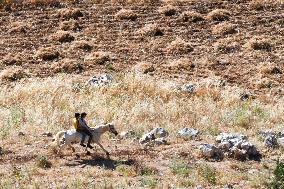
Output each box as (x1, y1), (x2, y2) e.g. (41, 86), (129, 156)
(106, 0), (160, 5)
(59, 20), (81, 31)
(254, 77), (275, 89)
(51, 30), (75, 43)
(166, 38), (193, 54)
(71, 40), (93, 52)
(58, 8), (83, 20)
(23, 0), (60, 6)
(36, 47), (60, 61)
(115, 9), (138, 21)
(1, 53), (23, 66)
(158, 5), (178, 16)
(212, 22), (237, 35)
(214, 38), (240, 53)
(0, 67), (27, 82)
(133, 62), (155, 74)
(207, 9), (231, 21)
(52, 58), (83, 74)
(259, 63), (282, 75)
(84, 51), (111, 65)
(138, 24), (164, 37)
(8, 22), (29, 34)
(250, 0), (282, 10)
(245, 36), (273, 52)
(164, 58), (192, 70)
(179, 11), (204, 22)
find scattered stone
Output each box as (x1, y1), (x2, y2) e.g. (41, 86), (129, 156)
(199, 143), (223, 160)
(217, 141), (232, 152)
(216, 133), (247, 145)
(139, 132), (155, 144)
(86, 74), (113, 86)
(223, 184), (234, 189)
(139, 127), (169, 144)
(149, 127), (169, 138)
(178, 128), (199, 140)
(42, 132), (53, 137)
(264, 135), (278, 148)
(216, 133), (260, 160)
(278, 137), (284, 145)
(154, 138), (168, 145)
(195, 185), (204, 189)
(178, 84), (196, 93)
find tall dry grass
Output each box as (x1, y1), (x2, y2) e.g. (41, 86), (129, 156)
(0, 72), (283, 141)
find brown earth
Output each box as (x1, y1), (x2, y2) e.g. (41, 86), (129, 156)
(0, 0), (283, 95)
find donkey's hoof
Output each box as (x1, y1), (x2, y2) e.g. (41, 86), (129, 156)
(86, 151), (91, 156)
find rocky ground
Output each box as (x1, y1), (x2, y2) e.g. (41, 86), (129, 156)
(1, 0), (284, 188)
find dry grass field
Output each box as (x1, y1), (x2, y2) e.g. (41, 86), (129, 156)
(0, 0), (284, 188)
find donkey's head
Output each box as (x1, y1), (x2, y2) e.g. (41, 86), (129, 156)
(107, 123), (118, 136)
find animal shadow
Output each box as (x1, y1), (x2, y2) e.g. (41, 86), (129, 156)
(66, 156), (136, 170)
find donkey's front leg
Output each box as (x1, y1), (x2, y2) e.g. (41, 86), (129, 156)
(96, 142), (110, 157)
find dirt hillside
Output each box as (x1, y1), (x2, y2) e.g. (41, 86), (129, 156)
(0, 0), (283, 94)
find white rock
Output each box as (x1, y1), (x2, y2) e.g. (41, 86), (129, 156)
(278, 137), (284, 145)
(216, 133), (247, 145)
(178, 128), (199, 140)
(139, 127), (169, 144)
(180, 84), (196, 93)
(154, 138), (167, 145)
(199, 144), (223, 159)
(87, 74), (112, 86)
(149, 127), (169, 138)
(264, 135), (278, 148)
(218, 141), (232, 152)
(139, 133), (155, 144)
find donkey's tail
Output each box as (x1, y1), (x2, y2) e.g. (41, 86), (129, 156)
(53, 131), (66, 146)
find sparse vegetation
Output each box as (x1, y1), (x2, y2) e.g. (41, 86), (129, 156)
(36, 155), (52, 169)
(197, 164), (218, 185)
(170, 159), (191, 177)
(269, 160), (284, 189)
